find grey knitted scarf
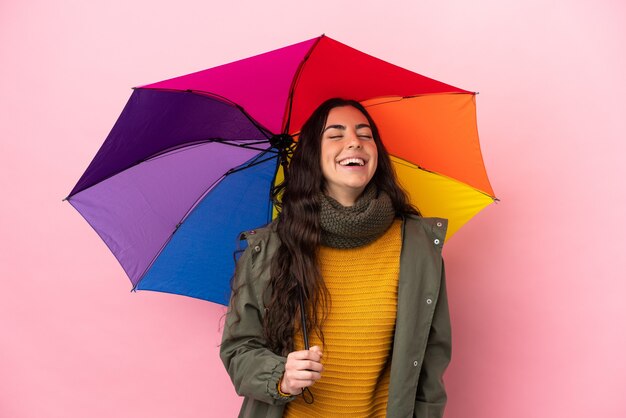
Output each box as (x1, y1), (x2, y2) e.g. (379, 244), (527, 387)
(318, 184), (396, 249)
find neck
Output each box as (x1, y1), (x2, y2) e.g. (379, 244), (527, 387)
(324, 187), (363, 207)
(318, 185), (396, 249)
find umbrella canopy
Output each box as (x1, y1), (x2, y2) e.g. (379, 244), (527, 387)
(67, 35), (495, 305)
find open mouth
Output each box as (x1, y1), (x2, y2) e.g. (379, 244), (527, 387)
(338, 158), (365, 167)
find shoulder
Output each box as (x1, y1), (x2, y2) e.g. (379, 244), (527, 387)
(236, 221), (281, 276)
(239, 221), (280, 251)
(403, 214), (448, 251)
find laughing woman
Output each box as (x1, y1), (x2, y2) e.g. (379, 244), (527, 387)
(220, 98), (451, 418)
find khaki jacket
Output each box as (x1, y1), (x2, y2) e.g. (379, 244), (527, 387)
(220, 215), (451, 418)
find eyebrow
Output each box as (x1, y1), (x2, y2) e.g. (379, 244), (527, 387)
(323, 123), (371, 132)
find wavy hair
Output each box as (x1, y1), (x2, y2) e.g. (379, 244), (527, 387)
(262, 98), (419, 355)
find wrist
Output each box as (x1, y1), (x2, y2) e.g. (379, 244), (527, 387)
(277, 377), (292, 398)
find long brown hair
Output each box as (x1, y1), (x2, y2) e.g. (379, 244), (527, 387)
(263, 98), (419, 355)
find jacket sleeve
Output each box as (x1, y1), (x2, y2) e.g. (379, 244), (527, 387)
(414, 260), (452, 418)
(219, 243), (295, 405)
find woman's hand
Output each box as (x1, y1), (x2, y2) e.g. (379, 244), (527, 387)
(280, 345), (323, 395)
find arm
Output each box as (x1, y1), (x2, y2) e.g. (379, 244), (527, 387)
(219, 245), (294, 405)
(414, 260), (452, 417)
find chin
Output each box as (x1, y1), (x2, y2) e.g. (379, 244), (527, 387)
(347, 179), (373, 190)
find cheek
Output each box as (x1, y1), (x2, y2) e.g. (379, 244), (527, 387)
(321, 143), (339, 165)
(370, 161), (378, 179)
(369, 145), (379, 172)
(320, 151), (335, 177)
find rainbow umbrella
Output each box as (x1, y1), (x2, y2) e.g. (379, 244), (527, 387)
(66, 35), (496, 304)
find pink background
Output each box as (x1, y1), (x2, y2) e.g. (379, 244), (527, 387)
(1, 1), (625, 417)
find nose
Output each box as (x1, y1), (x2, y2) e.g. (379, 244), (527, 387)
(346, 129), (362, 149)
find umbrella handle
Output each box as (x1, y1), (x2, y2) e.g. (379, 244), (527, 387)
(298, 285), (314, 404)
(298, 285), (309, 350)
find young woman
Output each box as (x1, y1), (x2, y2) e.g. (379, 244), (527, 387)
(221, 98), (451, 418)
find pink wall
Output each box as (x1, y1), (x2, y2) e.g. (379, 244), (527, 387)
(1, 1), (625, 417)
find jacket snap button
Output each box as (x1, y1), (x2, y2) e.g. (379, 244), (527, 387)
(426, 298), (432, 304)
(434, 239), (440, 245)
(254, 245), (261, 252)
(436, 222), (442, 227)
(413, 361), (418, 367)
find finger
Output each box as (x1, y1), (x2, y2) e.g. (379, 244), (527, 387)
(300, 359), (324, 372)
(285, 358), (324, 373)
(288, 369), (322, 382)
(287, 349), (314, 360)
(287, 349), (323, 362)
(283, 375), (321, 392)
(310, 345), (322, 355)
(308, 346), (323, 361)
(284, 378), (315, 392)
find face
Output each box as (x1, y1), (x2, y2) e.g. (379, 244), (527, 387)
(320, 106), (378, 206)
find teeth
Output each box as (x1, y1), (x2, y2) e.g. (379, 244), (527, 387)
(339, 158), (365, 166)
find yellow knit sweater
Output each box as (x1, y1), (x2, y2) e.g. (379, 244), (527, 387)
(283, 220), (402, 418)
